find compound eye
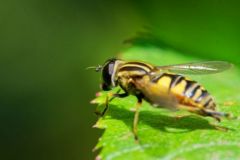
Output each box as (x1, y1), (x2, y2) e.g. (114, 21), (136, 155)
(102, 64), (113, 86)
(102, 59), (116, 88)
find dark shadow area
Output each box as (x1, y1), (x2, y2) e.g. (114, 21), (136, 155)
(104, 104), (232, 133)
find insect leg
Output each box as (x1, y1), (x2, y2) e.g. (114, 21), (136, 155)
(209, 123), (229, 131)
(202, 110), (233, 131)
(112, 92), (129, 98)
(100, 89), (128, 117)
(177, 105), (230, 131)
(100, 94), (110, 117)
(133, 96), (142, 142)
(178, 104), (233, 122)
(95, 93), (111, 117)
(201, 109), (232, 122)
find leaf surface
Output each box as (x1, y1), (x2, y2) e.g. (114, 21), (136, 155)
(93, 46), (240, 160)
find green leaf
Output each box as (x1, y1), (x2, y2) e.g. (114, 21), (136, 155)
(92, 45), (240, 160)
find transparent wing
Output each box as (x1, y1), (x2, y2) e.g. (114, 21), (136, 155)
(156, 61), (233, 75)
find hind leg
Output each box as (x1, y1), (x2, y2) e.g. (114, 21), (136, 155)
(178, 105), (230, 131)
(201, 110), (222, 122)
(201, 109), (232, 122)
(203, 110), (231, 131)
(177, 105), (231, 122)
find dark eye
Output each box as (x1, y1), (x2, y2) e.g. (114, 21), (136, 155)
(101, 58), (117, 89)
(102, 62), (114, 86)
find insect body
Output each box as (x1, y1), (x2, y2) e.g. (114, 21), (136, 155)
(95, 58), (232, 140)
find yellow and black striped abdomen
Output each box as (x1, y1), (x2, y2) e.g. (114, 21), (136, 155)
(152, 73), (216, 110)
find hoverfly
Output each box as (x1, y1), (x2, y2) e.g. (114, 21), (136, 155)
(91, 58), (233, 141)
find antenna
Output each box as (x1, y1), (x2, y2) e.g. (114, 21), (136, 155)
(86, 65), (102, 72)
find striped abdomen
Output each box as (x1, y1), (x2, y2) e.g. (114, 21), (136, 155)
(152, 73), (216, 110)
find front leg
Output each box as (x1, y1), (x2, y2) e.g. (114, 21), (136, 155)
(112, 92), (129, 98)
(98, 90), (129, 117)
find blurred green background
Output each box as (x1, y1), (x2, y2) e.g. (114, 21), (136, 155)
(0, 0), (240, 159)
